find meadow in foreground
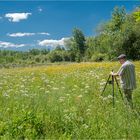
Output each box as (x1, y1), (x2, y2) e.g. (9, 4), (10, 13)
(0, 62), (140, 139)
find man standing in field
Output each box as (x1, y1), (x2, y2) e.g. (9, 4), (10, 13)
(111, 54), (137, 107)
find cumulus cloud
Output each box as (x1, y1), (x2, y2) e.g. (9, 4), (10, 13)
(38, 32), (50, 35)
(7, 32), (35, 37)
(7, 32), (50, 37)
(0, 41), (25, 48)
(5, 13), (31, 22)
(38, 37), (69, 48)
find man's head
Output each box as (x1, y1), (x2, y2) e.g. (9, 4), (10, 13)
(117, 54), (126, 64)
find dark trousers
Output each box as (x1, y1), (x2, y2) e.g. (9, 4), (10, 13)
(123, 89), (133, 107)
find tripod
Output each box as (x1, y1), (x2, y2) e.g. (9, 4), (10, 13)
(101, 72), (123, 107)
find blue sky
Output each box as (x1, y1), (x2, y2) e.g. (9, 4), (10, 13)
(0, 1), (139, 51)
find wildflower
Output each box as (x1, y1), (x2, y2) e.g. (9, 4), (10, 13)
(3, 92), (10, 98)
(74, 85), (78, 88)
(77, 116), (84, 122)
(6, 108), (10, 111)
(31, 72), (34, 75)
(100, 89), (103, 92)
(99, 95), (103, 99)
(83, 124), (89, 129)
(20, 90), (25, 93)
(95, 75), (99, 79)
(45, 90), (50, 93)
(53, 87), (59, 90)
(20, 85), (25, 88)
(86, 109), (91, 112)
(100, 82), (106, 86)
(72, 88), (76, 91)
(40, 87), (45, 90)
(80, 89), (84, 91)
(41, 77), (46, 80)
(77, 95), (83, 98)
(23, 93), (29, 97)
(47, 85), (51, 88)
(85, 85), (90, 89)
(107, 95), (113, 99)
(64, 114), (71, 122)
(45, 80), (49, 84)
(88, 105), (92, 108)
(85, 90), (88, 93)
(103, 97), (108, 101)
(63, 109), (69, 113)
(50, 81), (54, 84)
(59, 97), (65, 103)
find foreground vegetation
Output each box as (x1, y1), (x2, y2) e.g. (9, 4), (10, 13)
(0, 62), (140, 139)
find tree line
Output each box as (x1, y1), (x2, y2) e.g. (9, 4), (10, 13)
(0, 6), (140, 67)
(65, 6), (140, 62)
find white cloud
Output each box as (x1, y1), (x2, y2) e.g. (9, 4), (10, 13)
(7, 32), (35, 37)
(38, 7), (43, 12)
(38, 32), (50, 35)
(5, 13), (31, 22)
(7, 32), (50, 37)
(0, 41), (25, 48)
(38, 37), (69, 48)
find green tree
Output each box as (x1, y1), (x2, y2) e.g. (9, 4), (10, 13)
(29, 49), (40, 55)
(73, 28), (86, 58)
(111, 6), (126, 32)
(133, 7), (140, 22)
(95, 6), (129, 60)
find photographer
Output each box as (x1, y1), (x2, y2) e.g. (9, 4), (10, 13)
(111, 54), (137, 107)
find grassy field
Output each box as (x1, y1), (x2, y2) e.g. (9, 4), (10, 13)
(0, 62), (140, 139)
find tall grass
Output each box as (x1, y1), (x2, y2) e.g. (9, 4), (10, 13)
(0, 62), (140, 139)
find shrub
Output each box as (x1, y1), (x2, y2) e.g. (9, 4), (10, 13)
(91, 53), (107, 62)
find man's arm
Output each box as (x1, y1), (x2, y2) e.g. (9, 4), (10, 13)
(110, 66), (125, 77)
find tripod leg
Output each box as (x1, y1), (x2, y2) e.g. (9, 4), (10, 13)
(112, 75), (115, 107)
(114, 77), (123, 100)
(101, 75), (111, 95)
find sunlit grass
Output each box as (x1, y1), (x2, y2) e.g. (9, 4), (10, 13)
(0, 62), (140, 139)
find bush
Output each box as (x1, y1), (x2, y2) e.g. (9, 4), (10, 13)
(91, 53), (107, 62)
(6, 56), (14, 63)
(48, 51), (63, 62)
(3, 112), (46, 139)
(35, 56), (41, 63)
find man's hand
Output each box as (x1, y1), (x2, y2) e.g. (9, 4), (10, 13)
(110, 71), (114, 75)
(110, 72), (118, 77)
